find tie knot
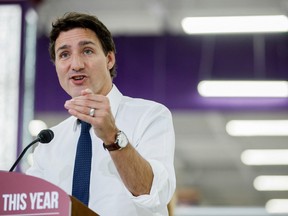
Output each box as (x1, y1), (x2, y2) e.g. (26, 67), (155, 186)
(81, 121), (91, 132)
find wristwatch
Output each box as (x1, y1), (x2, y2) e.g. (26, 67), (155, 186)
(103, 131), (128, 151)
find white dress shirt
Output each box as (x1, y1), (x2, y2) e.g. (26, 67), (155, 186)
(26, 85), (176, 216)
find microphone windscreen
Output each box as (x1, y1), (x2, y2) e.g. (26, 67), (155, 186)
(37, 129), (54, 143)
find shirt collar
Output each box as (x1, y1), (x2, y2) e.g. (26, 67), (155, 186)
(72, 117), (80, 131)
(106, 84), (123, 118)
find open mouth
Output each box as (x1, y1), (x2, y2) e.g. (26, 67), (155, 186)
(71, 75), (86, 80)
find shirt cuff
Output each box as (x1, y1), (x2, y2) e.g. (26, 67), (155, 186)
(126, 159), (175, 211)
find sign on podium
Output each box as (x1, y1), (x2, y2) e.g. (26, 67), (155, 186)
(0, 171), (98, 216)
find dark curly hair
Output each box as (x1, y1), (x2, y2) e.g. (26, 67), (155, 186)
(49, 12), (117, 78)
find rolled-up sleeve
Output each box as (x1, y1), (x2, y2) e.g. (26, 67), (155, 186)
(127, 159), (176, 211)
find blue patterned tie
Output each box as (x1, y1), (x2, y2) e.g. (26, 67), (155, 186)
(72, 121), (92, 206)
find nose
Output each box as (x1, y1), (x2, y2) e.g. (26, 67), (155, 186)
(71, 54), (84, 72)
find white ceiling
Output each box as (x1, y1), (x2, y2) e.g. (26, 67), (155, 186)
(35, 0), (288, 209)
(36, 0), (288, 36)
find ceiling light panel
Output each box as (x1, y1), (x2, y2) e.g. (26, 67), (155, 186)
(198, 81), (288, 98)
(182, 15), (288, 34)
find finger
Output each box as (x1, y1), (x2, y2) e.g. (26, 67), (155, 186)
(65, 101), (91, 115)
(81, 88), (94, 96)
(65, 99), (107, 113)
(68, 108), (92, 123)
(67, 106), (109, 126)
(69, 94), (106, 106)
(77, 94), (107, 103)
(68, 95), (110, 109)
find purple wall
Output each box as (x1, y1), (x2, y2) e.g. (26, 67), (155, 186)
(35, 34), (288, 113)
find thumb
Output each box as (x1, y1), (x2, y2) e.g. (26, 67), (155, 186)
(81, 88), (94, 96)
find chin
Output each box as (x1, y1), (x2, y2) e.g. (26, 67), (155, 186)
(69, 87), (85, 98)
(68, 90), (79, 98)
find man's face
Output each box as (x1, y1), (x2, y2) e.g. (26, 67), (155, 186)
(54, 28), (115, 98)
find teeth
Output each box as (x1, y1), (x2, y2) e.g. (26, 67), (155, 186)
(73, 76), (84, 80)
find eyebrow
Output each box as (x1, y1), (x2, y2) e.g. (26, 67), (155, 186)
(79, 40), (96, 47)
(56, 40), (96, 53)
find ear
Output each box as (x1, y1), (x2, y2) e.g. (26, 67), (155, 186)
(106, 51), (115, 70)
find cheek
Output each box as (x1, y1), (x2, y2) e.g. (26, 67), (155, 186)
(93, 59), (110, 74)
(56, 71), (69, 93)
(55, 66), (68, 86)
(55, 63), (66, 76)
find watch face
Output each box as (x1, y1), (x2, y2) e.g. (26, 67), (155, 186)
(118, 131), (128, 148)
(103, 131), (128, 151)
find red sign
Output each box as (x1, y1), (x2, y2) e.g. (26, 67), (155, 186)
(0, 171), (71, 215)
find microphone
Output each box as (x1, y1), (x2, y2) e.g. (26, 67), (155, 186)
(9, 129), (54, 172)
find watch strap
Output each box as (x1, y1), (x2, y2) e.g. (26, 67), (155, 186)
(103, 142), (121, 151)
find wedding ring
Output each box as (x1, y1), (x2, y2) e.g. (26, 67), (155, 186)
(89, 108), (95, 117)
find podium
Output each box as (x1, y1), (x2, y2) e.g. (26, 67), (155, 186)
(0, 171), (99, 215)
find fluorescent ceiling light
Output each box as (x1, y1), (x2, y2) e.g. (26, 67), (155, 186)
(254, 176), (288, 191)
(241, 149), (288, 165)
(198, 80), (288, 97)
(182, 15), (288, 34)
(266, 199), (288, 214)
(226, 120), (288, 136)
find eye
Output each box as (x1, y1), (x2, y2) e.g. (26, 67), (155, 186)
(59, 51), (70, 59)
(83, 49), (93, 55)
